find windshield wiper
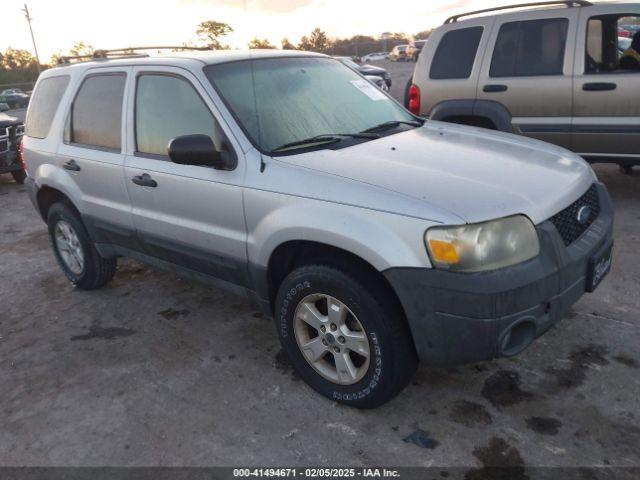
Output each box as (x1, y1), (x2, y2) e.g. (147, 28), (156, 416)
(361, 120), (424, 134)
(270, 133), (380, 153)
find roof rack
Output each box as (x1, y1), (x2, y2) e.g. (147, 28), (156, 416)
(57, 46), (211, 65)
(444, 0), (592, 24)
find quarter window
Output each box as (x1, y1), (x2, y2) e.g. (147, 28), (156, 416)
(430, 27), (483, 79)
(25, 76), (70, 139)
(135, 74), (225, 157)
(490, 18), (568, 77)
(70, 73), (126, 150)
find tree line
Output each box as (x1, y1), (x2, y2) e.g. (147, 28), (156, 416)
(0, 21), (432, 86)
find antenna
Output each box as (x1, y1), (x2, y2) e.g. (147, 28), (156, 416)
(22, 3), (41, 74)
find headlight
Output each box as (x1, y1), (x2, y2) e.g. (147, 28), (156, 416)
(425, 215), (540, 272)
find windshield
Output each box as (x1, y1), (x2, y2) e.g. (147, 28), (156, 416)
(204, 57), (415, 154)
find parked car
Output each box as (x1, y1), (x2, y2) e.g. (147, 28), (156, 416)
(406, 0), (640, 174)
(23, 49), (613, 408)
(334, 56), (392, 87)
(366, 75), (389, 92)
(406, 39), (428, 62)
(390, 45), (408, 61)
(362, 52), (389, 62)
(0, 112), (26, 183)
(0, 89), (30, 109)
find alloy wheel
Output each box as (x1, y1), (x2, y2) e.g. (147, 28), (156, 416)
(54, 220), (85, 275)
(293, 293), (370, 385)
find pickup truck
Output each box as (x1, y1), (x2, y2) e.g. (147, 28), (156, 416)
(0, 112), (26, 183)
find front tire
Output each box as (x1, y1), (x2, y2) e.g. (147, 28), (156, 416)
(275, 265), (417, 408)
(11, 170), (26, 184)
(47, 202), (117, 290)
(619, 165), (633, 175)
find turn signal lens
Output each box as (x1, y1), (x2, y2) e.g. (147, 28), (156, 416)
(428, 239), (460, 264)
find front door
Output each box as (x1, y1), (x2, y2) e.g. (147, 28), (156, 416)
(123, 66), (247, 285)
(572, 7), (640, 159)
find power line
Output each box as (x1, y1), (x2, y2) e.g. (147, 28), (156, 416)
(22, 3), (41, 75)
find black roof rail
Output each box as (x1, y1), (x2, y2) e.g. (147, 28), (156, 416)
(444, 0), (592, 24)
(57, 46), (211, 65)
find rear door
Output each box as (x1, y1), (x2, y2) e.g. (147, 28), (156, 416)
(477, 10), (579, 149)
(57, 67), (137, 248)
(572, 6), (640, 159)
(123, 66), (247, 286)
(420, 18), (493, 114)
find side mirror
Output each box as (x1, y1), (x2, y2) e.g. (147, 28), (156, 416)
(168, 134), (235, 170)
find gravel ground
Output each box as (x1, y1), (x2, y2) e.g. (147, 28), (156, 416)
(1, 61), (639, 473)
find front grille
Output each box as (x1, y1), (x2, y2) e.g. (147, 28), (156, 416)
(0, 127), (8, 155)
(550, 184), (600, 246)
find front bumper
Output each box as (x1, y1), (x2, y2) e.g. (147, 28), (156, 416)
(0, 151), (21, 174)
(384, 182), (614, 366)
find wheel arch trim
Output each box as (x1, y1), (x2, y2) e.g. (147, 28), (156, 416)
(430, 99), (513, 133)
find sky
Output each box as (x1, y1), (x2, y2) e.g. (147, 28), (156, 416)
(0, 0), (611, 62)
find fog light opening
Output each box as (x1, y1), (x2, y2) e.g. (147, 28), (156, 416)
(500, 319), (537, 357)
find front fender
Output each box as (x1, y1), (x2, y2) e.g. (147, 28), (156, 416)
(245, 190), (434, 272)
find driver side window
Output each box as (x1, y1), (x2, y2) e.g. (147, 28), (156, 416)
(586, 14), (640, 74)
(135, 73), (232, 157)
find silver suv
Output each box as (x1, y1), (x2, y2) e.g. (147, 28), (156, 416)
(407, 1), (640, 173)
(23, 48), (613, 408)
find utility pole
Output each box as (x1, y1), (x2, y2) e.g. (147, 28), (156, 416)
(22, 3), (41, 75)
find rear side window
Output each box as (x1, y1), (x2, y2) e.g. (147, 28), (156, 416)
(69, 73), (126, 150)
(490, 18), (568, 77)
(25, 76), (70, 139)
(430, 27), (483, 79)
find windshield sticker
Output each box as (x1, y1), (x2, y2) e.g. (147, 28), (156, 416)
(350, 79), (387, 101)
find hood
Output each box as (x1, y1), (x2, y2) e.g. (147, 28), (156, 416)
(0, 112), (20, 127)
(275, 121), (595, 225)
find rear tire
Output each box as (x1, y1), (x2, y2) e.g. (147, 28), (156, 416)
(619, 165), (633, 175)
(11, 170), (26, 184)
(275, 264), (417, 408)
(47, 202), (117, 290)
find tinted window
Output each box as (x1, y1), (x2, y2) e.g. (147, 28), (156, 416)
(136, 74), (223, 156)
(70, 73), (125, 150)
(490, 18), (568, 77)
(430, 27), (483, 79)
(25, 76), (69, 139)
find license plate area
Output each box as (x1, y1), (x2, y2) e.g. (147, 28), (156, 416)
(586, 239), (613, 293)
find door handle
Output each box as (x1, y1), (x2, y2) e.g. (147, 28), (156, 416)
(483, 84), (508, 93)
(131, 173), (157, 188)
(583, 82), (617, 91)
(63, 159), (81, 172)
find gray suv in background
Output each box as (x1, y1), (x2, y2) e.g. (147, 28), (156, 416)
(22, 48), (613, 408)
(406, 1), (640, 173)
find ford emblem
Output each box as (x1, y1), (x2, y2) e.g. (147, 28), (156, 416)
(577, 205), (591, 225)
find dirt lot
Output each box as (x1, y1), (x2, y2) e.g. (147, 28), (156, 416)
(1, 61), (639, 472)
